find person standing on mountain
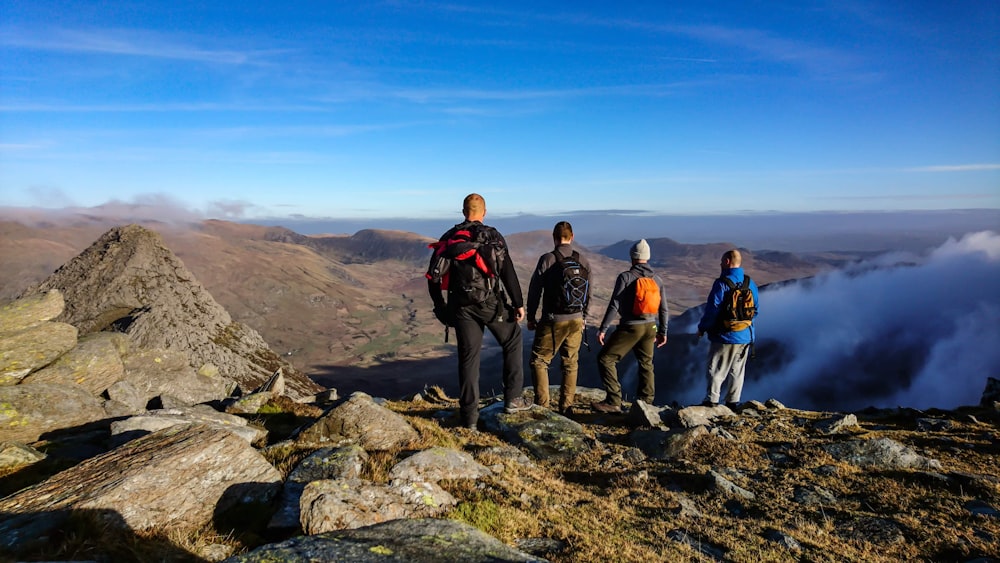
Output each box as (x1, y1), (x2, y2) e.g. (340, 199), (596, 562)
(526, 221), (592, 414)
(426, 193), (531, 429)
(592, 239), (669, 413)
(696, 249), (759, 409)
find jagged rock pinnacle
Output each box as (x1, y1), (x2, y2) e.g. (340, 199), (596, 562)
(26, 224), (322, 400)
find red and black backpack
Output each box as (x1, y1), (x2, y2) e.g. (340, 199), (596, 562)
(426, 224), (503, 307)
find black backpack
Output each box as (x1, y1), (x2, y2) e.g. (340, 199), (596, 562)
(547, 250), (590, 315)
(427, 224), (503, 307)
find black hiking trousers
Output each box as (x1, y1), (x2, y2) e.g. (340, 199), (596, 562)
(452, 296), (524, 427)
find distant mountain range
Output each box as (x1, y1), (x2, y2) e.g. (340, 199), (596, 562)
(0, 210), (851, 399)
(252, 208), (1000, 252)
(3, 207), (995, 406)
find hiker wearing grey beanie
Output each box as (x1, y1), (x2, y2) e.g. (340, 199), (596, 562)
(630, 239), (650, 261)
(592, 239), (669, 413)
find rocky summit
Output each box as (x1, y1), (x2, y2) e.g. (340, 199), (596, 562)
(0, 226), (998, 562)
(21, 224), (321, 400)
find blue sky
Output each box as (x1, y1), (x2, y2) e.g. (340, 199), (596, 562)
(1, 1), (998, 221)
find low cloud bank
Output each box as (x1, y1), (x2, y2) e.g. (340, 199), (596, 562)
(0, 195), (259, 226)
(677, 231), (1000, 411)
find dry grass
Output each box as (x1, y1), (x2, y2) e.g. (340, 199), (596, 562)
(5, 398), (998, 562)
(385, 400), (1000, 562)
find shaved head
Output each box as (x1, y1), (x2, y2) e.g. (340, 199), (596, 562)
(723, 249), (742, 267)
(463, 193), (486, 219)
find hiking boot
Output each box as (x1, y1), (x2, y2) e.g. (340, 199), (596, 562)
(701, 400), (718, 408)
(725, 401), (740, 411)
(591, 400), (621, 414)
(558, 405), (574, 416)
(438, 412), (476, 429)
(504, 396), (532, 413)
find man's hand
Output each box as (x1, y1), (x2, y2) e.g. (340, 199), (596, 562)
(597, 330), (606, 346)
(433, 306), (451, 326)
(515, 307), (526, 323)
(526, 320), (537, 331)
(655, 333), (667, 348)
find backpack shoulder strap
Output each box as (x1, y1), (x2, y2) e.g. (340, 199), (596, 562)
(740, 275), (752, 289)
(475, 224), (501, 243)
(719, 276), (737, 290)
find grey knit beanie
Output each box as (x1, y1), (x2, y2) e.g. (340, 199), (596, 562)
(630, 239), (650, 260)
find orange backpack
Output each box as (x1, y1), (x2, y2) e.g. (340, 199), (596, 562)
(632, 277), (661, 315)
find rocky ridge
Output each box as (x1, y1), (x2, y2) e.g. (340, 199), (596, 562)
(21, 225), (322, 400)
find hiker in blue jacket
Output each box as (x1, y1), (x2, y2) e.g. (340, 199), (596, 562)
(697, 249), (759, 409)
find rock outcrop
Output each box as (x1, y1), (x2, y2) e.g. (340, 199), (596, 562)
(296, 391), (419, 449)
(823, 437), (943, 470)
(226, 518), (543, 562)
(0, 424), (281, 551)
(24, 225), (321, 400)
(110, 405), (267, 445)
(388, 446), (490, 482)
(0, 441), (46, 470)
(268, 444), (369, 531)
(0, 290), (78, 385)
(480, 401), (594, 461)
(0, 382), (108, 443)
(118, 347), (229, 406)
(20, 331), (128, 395)
(300, 478), (456, 534)
(983, 376), (1000, 406)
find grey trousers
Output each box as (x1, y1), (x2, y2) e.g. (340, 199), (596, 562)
(705, 341), (750, 404)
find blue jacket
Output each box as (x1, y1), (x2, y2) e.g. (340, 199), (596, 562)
(697, 267), (758, 344)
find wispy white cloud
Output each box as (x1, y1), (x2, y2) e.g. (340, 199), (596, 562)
(665, 24), (869, 81)
(0, 142), (49, 150)
(818, 193), (997, 201)
(404, 4), (869, 81)
(905, 164), (1000, 172)
(0, 102), (329, 113)
(207, 199), (259, 219)
(193, 122), (423, 138)
(9, 145), (329, 165)
(0, 27), (278, 65)
(389, 82), (700, 103)
(1, 83), (703, 113)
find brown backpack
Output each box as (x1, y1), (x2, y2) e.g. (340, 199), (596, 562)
(714, 276), (756, 332)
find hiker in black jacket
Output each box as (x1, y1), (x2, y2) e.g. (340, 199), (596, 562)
(526, 221), (591, 414)
(426, 193), (531, 429)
